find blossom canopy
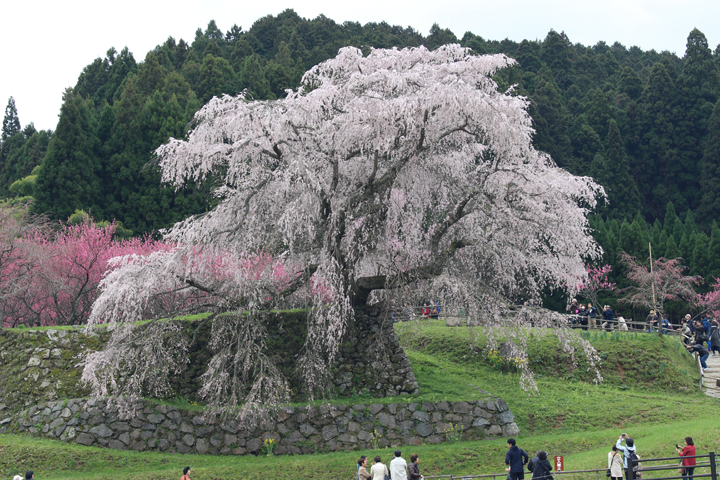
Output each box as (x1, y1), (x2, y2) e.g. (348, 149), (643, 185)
(85, 44), (604, 411)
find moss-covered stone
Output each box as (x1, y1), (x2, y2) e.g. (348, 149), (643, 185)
(0, 309), (418, 412)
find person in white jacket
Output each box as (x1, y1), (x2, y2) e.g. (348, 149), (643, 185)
(370, 456), (389, 480)
(390, 450), (409, 480)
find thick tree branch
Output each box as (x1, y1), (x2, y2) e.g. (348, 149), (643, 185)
(354, 238), (476, 303)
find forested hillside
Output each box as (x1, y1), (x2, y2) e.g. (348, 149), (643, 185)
(1, 9), (719, 311)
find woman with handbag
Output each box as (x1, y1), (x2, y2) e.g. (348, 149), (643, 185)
(528, 450), (553, 480)
(608, 445), (624, 480)
(370, 456), (390, 480)
(677, 437), (696, 479)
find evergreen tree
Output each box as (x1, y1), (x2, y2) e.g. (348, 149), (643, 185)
(33, 90), (102, 219)
(679, 232), (691, 259)
(240, 54), (274, 100)
(426, 23), (458, 50)
(541, 30), (574, 89)
(2, 97), (22, 142)
(708, 222), (720, 279)
(3, 127), (51, 188)
(657, 230), (668, 257)
(530, 66), (573, 170)
(638, 62), (681, 217)
(617, 66), (643, 100)
(699, 99), (720, 225)
(197, 54), (235, 102)
(602, 119), (641, 219)
(664, 234), (680, 259)
(684, 209), (698, 236)
(674, 29), (720, 211)
(514, 40), (542, 73)
(585, 89), (613, 138)
(663, 201), (680, 232)
(691, 232), (710, 276)
(0, 97), (24, 193)
(570, 117), (603, 170)
(620, 219), (645, 258)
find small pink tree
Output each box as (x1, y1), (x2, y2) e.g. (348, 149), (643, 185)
(697, 278), (720, 319)
(619, 252), (700, 317)
(1, 216), (169, 327)
(576, 264), (616, 309)
(0, 205), (47, 326)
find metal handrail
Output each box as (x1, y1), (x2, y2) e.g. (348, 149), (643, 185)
(423, 452), (717, 480)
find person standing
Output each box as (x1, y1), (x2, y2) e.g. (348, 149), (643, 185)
(646, 310), (659, 333)
(681, 318), (692, 345)
(608, 445), (624, 480)
(709, 320), (720, 355)
(617, 317), (628, 331)
(677, 437), (696, 480)
(390, 450), (409, 480)
(181, 467), (192, 480)
(370, 456), (389, 480)
(702, 316), (712, 350)
(408, 454), (424, 480)
(358, 457), (372, 480)
(661, 317), (673, 335)
(25, 472), (34, 480)
(616, 435), (638, 480)
(357, 455), (367, 480)
(578, 304), (589, 330)
(587, 303), (597, 328)
(528, 450), (553, 480)
(505, 438), (529, 480)
(602, 305), (615, 331)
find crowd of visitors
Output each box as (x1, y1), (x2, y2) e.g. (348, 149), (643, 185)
(392, 302), (442, 322)
(356, 450), (423, 480)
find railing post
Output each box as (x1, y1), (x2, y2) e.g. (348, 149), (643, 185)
(710, 451), (717, 480)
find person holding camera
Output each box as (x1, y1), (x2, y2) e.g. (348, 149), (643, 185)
(676, 437), (696, 479)
(616, 434), (638, 480)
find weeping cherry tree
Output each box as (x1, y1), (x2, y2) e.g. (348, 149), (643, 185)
(83, 45), (604, 418)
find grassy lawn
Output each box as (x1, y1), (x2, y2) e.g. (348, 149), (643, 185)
(1, 419), (718, 479)
(1, 319), (718, 479)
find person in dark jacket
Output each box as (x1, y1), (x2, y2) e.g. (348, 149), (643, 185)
(528, 451), (553, 480)
(709, 320), (720, 355)
(505, 438), (529, 480)
(686, 343), (710, 370)
(587, 303), (598, 328)
(408, 453), (423, 480)
(702, 316), (711, 335)
(602, 305), (614, 331)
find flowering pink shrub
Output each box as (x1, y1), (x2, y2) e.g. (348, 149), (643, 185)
(697, 278), (720, 318)
(1, 219), (168, 327)
(576, 264), (616, 308)
(619, 253), (700, 316)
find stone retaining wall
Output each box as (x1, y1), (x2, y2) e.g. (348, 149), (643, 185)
(0, 307), (418, 415)
(2, 397), (519, 455)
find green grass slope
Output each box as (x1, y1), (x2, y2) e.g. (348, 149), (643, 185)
(1, 319), (718, 479)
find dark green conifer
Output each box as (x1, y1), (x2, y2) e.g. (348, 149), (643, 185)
(33, 90), (102, 220)
(240, 54), (274, 100)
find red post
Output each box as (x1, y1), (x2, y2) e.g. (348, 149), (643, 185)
(554, 456), (564, 471)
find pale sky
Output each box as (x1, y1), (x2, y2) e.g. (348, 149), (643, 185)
(1, 0), (718, 132)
